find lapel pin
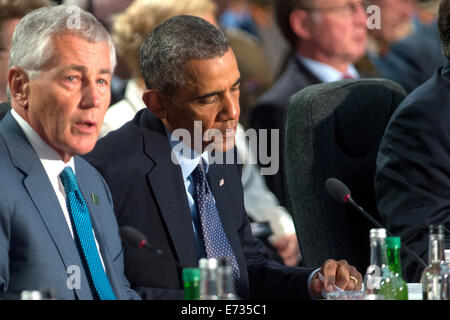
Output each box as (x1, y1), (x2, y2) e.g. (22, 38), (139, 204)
(91, 193), (99, 205)
(219, 178), (225, 187)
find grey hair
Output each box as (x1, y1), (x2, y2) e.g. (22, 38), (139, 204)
(139, 15), (229, 96)
(8, 4), (116, 79)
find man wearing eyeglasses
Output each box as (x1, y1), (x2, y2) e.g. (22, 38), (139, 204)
(249, 0), (371, 208)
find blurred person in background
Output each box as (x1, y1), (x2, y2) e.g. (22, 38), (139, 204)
(0, 0), (53, 107)
(64, 0), (133, 29)
(219, 0), (258, 36)
(217, 0), (277, 128)
(218, 0), (290, 85)
(246, 0), (291, 79)
(367, 0), (445, 93)
(417, 0), (439, 23)
(368, 0), (418, 50)
(250, 0), (370, 208)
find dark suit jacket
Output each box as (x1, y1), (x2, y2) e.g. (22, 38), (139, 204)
(249, 57), (321, 208)
(84, 109), (315, 300)
(0, 102), (10, 121)
(375, 61), (450, 282)
(0, 111), (140, 300)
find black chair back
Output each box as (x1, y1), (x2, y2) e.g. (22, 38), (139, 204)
(284, 78), (407, 272)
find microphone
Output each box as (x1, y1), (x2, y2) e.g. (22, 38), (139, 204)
(325, 178), (384, 229)
(325, 178), (427, 269)
(119, 226), (184, 270)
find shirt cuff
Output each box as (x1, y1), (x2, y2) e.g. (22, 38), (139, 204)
(307, 268), (321, 300)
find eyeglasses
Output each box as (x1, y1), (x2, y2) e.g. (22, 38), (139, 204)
(305, 0), (368, 17)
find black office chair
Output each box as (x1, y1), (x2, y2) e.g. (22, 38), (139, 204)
(283, 78), (407, 273)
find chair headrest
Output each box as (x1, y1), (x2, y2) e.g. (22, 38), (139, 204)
(285, 78), (407, 158)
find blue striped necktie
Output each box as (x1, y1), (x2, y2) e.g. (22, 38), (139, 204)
(59, 166), (116, 300)
(191, 160), (240, 281)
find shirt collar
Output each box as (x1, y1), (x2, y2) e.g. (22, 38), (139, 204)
(296, 54), (360, 83)
(11, 108), (75, 175)
(165, 127), (210, 181)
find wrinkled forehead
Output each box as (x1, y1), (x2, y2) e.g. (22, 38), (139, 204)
(42, 33), (112, 72)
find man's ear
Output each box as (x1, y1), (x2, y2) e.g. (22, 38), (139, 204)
(142, 89), (167, 120)
(289, 9), (314, 40)
(8, 67), (30, 110)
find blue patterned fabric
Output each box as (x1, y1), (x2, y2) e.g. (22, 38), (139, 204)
(59, 166), (116, 300)
(192, 160), (240, 280)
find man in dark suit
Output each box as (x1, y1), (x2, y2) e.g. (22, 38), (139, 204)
(0, 102), (8, 120)
(375, 0), (450, 283)
(0, 5), (139, 300)
(85, 15), (362, 300)
(249, 0), (370, 207)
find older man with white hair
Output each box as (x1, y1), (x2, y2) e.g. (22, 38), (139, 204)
(0, 5), (140, 300)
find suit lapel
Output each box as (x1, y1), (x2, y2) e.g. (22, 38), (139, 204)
(293, 57), (322, 86)
(23, 165), (94, 300)
(0, 113), (93, 299)
(142, 113), (198, 268)
(0, 101), (9, 121)
(441, 60), (450, 85)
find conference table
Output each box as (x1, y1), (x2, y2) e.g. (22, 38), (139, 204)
(326, 283), (422, 300)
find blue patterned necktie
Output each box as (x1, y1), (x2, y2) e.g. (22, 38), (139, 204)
(59, 166), (116, 300)
(191, 160), (240, 281)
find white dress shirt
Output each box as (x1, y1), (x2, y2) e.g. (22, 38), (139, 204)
(297, 54), (360, 83)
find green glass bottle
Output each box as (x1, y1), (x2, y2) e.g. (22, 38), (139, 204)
(385, 237), (408, 300)
(364, 228), (395, 300)
(183, 268), (200, 300)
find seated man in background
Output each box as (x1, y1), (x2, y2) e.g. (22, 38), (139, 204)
(367, 0), (445, 93)
(375, 0), (450, 283)
(85, 14), (362, 300)
(101, 0), (300, 267)
(0, 5), (139, 300)
(250, 0), (370, 208)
